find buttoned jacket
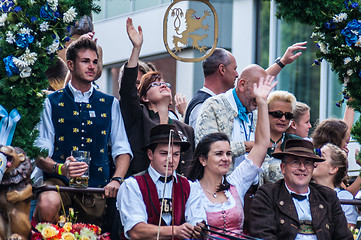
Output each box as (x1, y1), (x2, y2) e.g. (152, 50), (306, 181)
(195, 92), (256, 158)
(249, 179), (353, 240)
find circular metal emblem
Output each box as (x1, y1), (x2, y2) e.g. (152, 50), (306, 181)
(163, 0), (218, 62)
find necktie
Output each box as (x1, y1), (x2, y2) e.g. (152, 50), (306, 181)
(291, 193), (307, 201)
(158, 176), (173, 183)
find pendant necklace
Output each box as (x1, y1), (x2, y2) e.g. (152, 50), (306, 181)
(203, 188), (218, 198)
(270, 133), (285, 152)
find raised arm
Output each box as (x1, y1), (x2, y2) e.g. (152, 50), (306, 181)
(266, 41), (307, 77)
(126, 17), (143, 68)
(247, 75), (277, 167)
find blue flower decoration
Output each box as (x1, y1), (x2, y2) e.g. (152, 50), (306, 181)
(358, 70), (361, 78)
(351, 2), (359, 8)
(31, 16), (37, 23)
(13, 6), (21, 13)
(341, 28), (358, 46)
(40, 4), (58, 21)
(324, 22), (331, 29)
(314, 60), (320, 65)
(64, 36), (71, 42)
(0, 0), (15, 12)
(15, 34), (34, 48)
(3, 56), (20, 77)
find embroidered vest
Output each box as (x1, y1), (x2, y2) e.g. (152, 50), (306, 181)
(184, 90), (212, 124)
(134, 171), (190, 227)
(44, 85), (113, 187)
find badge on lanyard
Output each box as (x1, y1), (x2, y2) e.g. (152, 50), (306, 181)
(89, 111), (96, 118)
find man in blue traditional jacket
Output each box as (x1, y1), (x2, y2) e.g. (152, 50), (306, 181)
(33, 37), (132, 226)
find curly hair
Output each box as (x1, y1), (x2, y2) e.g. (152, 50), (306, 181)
(312, 119), (348, 148)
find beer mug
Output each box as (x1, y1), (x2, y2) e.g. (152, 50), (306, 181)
(69, 150), (90, 188)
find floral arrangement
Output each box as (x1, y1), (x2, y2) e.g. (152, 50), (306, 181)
(273, 0), (344, 25)
(312, 0), (361, 143)
(32, 222), (110, 240)
(0, 0), (99, 159)
(32, 208), (110, 240)
(349, 225), (359, 239)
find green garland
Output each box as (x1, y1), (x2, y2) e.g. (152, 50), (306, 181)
(274, 0), (361, 144)
(0, 0), (100, 159)
(273, 0), (344, 25)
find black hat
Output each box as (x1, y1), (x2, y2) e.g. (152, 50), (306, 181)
(143, 124), (190, 152)
(272, 139), (325, 162)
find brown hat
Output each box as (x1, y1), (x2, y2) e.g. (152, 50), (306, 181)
(143, 124), (190, 152)
(272, 139), (325, 162)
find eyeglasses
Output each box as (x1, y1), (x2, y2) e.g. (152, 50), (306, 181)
(145, 82), (171, 92)
(269, 111), (293, 120)
(285, 160), (315, 169)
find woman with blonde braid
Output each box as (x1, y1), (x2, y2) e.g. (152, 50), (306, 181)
(312, 143), (358, 227)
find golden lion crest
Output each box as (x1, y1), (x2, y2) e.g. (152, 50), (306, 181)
(163, 0), (218, 62)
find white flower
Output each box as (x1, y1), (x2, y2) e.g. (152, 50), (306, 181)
(0, 13), (8, 27)
(16, 22), (23, 28)
(47, 0), (58, 11)
(6, 31), (15, 44)
(319, 42), (328, 54)
(39, 21), (49, 32)
(344, 57), (352, 64)
(355, 56), (361, 62)
(20, 67), (32, 78)
(30, 0), (35, 4)
(19, 48), (37, 66)
(47, 39), (59, 54)
(333, 13), (347, 23)
(19, 27), (31, 35)
(63, 7), (77, 23)
(347, 69), (353, 76)
(13, 57), (29, 69)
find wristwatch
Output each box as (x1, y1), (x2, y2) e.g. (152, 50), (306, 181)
(110, 177), (124, 184)
(275, 57), (285, 68)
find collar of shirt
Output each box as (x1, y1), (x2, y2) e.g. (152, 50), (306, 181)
(68, 81), (93, 103)
(284, 182), (310, 200)
(148, 165), (178, 184)
(200, 86), (216, 96)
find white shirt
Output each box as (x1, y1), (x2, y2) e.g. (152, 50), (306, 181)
(335, 187), (358, 225)
(195, 156), (262, 213)
(118, 166), (207, 239)
(285, 183), (317, 240)
(224, 89), (256, 168)
(189, 87), (216, 131)
(35, 81), (133, 162)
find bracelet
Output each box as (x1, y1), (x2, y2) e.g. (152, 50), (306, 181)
(110, 177), (124, 184)
(58, 164), (64, 175)
(52, 163), (58, 174)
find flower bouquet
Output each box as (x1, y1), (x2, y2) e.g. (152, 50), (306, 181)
(0, 0), (99, 159)
(32, 222), (110, 240)
(312, 0), (361, 143)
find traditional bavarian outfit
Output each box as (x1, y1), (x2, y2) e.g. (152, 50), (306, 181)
(249, 139), (353, 240)
(36, 82), (132, 226)
(195, 156), (262, 237)
(117, 124), (206, 239)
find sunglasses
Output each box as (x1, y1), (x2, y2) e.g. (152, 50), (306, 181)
(268, 111), (293, 120)
(146, 82), (171, 92)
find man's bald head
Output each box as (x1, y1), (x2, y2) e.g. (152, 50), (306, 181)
(238, 64), (267, 86)
(236, 64), (267, 112)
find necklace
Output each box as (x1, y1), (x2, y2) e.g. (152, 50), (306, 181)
(203, 188), (218, 198)
(270, 133), (285, 151)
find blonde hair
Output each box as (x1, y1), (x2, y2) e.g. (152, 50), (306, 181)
(267, 90), (297, 112)
(323, 143), (348, 187)
(293, 102), (310, 123)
